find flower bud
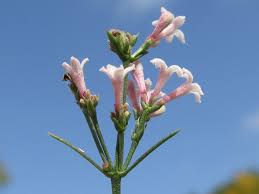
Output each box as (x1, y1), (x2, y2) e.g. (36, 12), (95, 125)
(107, 29), (138, 61)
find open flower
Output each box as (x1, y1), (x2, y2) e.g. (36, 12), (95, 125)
(100, 64), (135, 113)
(127, 58), (203, 117)
(159, 68), (204, 104)
(150, 58), (183, 103)
(148, 7), (186, 46)
(62, 56), (89, 97)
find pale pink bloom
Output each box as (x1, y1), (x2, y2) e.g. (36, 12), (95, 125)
(62, 56), (89, 97)
(127, 80), (142, 112)
(99, 64), (135, 113)
(131, 61), (147, 102)
(160, 16), (186, 43)
(148, 7), (186, 45)
(160, 68), (204, 104)
(150, 58), (183, 103)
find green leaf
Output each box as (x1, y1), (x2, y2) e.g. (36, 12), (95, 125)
(48, 132), (104, 174)
(123, 129), (180, 176)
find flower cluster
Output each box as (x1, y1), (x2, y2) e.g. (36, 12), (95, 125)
(53, 7), (205, 194)
(127, 58), (203, 117)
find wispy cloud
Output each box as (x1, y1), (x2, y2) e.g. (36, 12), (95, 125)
(116, 0), (167, 16)
(242, 111), (259, 131)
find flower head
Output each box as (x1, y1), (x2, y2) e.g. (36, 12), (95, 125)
(100, 64), (135, 113)
(148, 7), (186, 46)
(62, 56), (89, 97)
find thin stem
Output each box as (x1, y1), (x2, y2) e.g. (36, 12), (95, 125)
(118, 132), (124, 170)
(122, 60), (130, 103)
(123, 140), (138, 169)
(123, 129), (180, 176)
(114, 60), (130, 170)
(91, 110), (112, 165)
(122, 75), (128, 103)
(83, 111), (107, 163)
(131, 40), (152, 61)
(111, 178), (121, 194)
(48, 132), (104, 174)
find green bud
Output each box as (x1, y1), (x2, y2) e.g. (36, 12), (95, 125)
(107, 29), (138, 61)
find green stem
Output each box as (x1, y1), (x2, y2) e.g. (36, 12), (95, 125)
(122, 75), (128, 103)
(111, 178), (121, 194)
(122, 60), (130, 103)
(91, 110), (112, 166)
(123, 129), (180, 176)
(123, 140), (138, 169)
(115, 59), (130, 170)
(131, 40), (152, 61)
(118, 132), (124, 170)
(83, 111), (107, 163)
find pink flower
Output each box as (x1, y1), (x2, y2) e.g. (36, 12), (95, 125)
(160, 68), (204, 104)
(148, 7), (186, 45)
(99, 64), (135, 113)
(127, 80), (142, 112)
(131, 61), (147, 102)
(149, 58), (183, 103)
(62, 56), (89, 97)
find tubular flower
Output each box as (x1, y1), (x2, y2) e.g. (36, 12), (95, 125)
(149, 58), (183, 103)
(62, 56), (89, 97)
(127, 59), (203, 117)
(127, 80), (142, 112)
(148, 7), (186, 46)
(131, 61), (147, 102)
(100, 64), (135, 113)
(159, 68), (204, 104)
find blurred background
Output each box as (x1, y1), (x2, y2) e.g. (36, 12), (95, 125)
(0, 0), (259, 193)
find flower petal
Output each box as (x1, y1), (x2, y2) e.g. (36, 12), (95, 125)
(173, 16), (186, 28)
(174, 29), (185, 44)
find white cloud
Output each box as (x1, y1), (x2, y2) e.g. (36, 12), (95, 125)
(242, 111), (259, 131)
(116, 0), (167, 16)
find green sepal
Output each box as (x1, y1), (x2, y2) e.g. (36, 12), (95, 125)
(130, 33), (139, 47)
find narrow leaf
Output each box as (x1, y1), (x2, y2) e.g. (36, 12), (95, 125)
(48, 132), (104, 174)
(123, 129), (180, 176)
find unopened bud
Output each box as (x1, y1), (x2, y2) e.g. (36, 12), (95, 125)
(107, 29), (138, 61)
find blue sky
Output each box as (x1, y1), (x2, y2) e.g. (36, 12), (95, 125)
(0, 0), (259, 193)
